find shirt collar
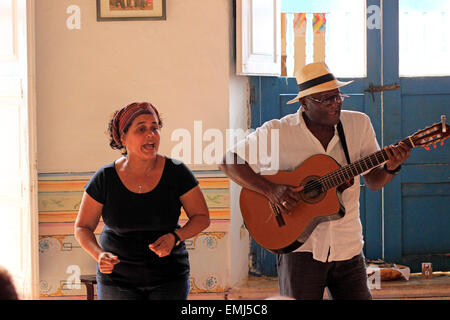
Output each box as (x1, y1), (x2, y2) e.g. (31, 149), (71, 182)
(295, 106), (305, 127)
(296, 106), (339, 132)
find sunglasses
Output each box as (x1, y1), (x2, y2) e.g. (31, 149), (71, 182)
(306, 93), (349, 105)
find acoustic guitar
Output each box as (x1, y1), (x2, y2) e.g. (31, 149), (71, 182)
(240, 117), (450, 254)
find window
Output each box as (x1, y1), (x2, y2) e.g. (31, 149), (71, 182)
(281, 0), (366, 77)
(399, 0), (450, 76)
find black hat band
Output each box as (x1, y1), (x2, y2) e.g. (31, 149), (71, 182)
(298, 73), (336, 92)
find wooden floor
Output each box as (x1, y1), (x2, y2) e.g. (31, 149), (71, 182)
(189, 272), (450, 300)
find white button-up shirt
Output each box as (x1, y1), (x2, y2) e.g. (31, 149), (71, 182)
(231, 108), (380, 262)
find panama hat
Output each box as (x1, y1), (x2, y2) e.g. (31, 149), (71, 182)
(287, 62), (353, 104)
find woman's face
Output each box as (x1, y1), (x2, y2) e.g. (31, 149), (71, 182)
(121, 113), (161, 159)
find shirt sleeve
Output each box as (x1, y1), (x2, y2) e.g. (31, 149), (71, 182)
(228, 119), (280, 174)
(84, 166), (107, 204)
(359, 113), (381, 159)
(357, 113), (382, 176)
(173, 161), (199, 197)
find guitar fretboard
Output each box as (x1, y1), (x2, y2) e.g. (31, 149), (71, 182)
(318, 136), (413, 191)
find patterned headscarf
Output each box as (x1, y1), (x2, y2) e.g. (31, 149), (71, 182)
(111, 102), (161, 146)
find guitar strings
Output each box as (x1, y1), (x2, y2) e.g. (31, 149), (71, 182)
(328, 150), (387, 182)
(298, 137), (413, 195)
(319, 152), (385, 189)
(300, 150), (389, 194)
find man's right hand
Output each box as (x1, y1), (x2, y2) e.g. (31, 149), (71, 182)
(219, 152), (304, 215)
(98, 252), (120, 274)
(265, 183), (304, 215)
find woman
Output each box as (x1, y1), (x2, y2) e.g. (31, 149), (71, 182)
(75, 102), (210, 300)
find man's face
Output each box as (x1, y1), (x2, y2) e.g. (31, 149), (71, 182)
(300, 89), (343, 127)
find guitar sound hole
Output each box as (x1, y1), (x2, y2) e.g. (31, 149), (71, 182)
(300, 177), (326, 204)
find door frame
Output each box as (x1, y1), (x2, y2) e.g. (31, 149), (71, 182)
(381, 0), (450, 270)
(26, 0), (40, 300)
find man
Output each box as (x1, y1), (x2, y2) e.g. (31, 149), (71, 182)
(219, 62), (411, 300)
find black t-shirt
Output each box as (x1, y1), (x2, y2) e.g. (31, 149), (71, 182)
(85, 157), (198, 287)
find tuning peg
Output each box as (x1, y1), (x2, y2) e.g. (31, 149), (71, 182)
(442, 115), (446, 133)
(434, 144), (437, 148)
(442, 141), (445, 146)
(424, 146), (430, 151)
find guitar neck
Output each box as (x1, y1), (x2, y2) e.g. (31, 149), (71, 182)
(319, 136), (414, 191)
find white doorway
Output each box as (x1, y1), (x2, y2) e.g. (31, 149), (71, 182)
(0, 0), (39, 299)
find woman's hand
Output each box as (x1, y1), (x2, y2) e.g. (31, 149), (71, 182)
(149, 233), (176, 258)
(98, 252), (120, 274)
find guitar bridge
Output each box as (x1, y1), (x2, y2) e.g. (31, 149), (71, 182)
(269, 202), (286, 227)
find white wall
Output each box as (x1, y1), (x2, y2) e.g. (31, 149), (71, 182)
(228, 62), (250, 286)
(36, 0), (230, 173)
(227, 1), (250, 286)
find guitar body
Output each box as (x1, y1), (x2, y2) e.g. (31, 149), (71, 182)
(240, 154), (345, 254)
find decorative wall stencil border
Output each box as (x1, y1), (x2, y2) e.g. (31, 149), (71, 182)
(39, 231), (228, 297)
(38, 190), (229, 211)
(187, 232), (227, 250)
(38, 178), (229, 191)
(39, 222), (105, 236)
(190, 276), (225, 294)
(39, 220), (228, 236)
(39, 208), (230, 223)
(38, 175), (231, 220)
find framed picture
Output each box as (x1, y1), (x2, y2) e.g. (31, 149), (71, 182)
(97, 0), (166, 21)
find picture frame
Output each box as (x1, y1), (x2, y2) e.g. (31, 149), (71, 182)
(96, 0), (166, 21)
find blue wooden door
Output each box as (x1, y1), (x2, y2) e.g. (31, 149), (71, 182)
(248, 0), (450, 276)
(381, 0), (450, 272)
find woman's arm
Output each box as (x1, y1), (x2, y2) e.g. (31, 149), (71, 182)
(176, 185), (210, 241)
(149, 185), (210, 257)
(75, 192), (119, 273)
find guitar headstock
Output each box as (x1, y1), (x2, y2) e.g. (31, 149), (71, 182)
(410, 116), (450, 150)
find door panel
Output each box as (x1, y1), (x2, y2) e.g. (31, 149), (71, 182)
(382, 0), (450, 272)
(247, 0), (449, 275)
